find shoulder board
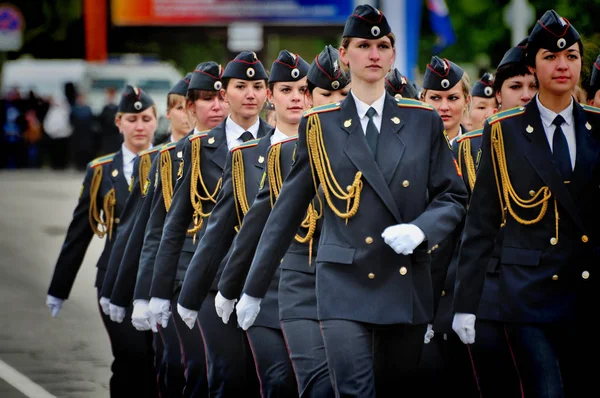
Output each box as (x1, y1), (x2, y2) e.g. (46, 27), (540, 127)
(160, 141), (178, 153)
(138, 146), (161, 157)
(396, 98), (433, 111)
(456, 128), (483, 143)
(189, 130), (210, 142)
(487, 106), (525, 125)
(232, 139), (260, 152)
(89, 152), (116, 168)
(303, 102), (342, 118)
(582, 104), (600, 115)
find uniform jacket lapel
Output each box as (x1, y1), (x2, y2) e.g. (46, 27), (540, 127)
(204, 120), (228, 170)
(254, 129), (274, 184)
(111, 151), (129, 208)
(341, 96), (403, 223)
(571, 102), (600, 203)
(376, 95), (405, 184)
(257, 118), (273, 138)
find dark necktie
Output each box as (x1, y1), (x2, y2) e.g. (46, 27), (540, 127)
(240, 131), (254, 142)
(365, 107), (378, 156)
(552, 115), (572, 180)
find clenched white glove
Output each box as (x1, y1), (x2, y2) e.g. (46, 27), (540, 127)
(177, 303), (198, 330)
(149, 297), (171, 328)
(214, 291), (237, 325)
(46, 295), (64, 318)
(236, 293), (262, 331)
(131, 299), (156, 332)
(381, 224), (425, 255)
(109, 303), (126, 323)
(424, 323), (435, 344)
(452, 313), (476, 344)
(99, 297), (111, 315)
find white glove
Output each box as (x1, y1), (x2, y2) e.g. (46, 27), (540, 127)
(424, 323), (435, 344)
(149, 297), (171, 328)
(236, 293), (262, 331)
(214, 291), (237, 325)
(382, 224), (426, 255)
(46, 295), (64, 318)
(452, 313), (476, 344)
(99, 297), (111, 315)
(109, 303), (126, 323)
(177, 303), (198, 330)
(131, 299), (157, 332)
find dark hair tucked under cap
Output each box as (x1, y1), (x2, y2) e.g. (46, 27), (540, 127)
(189, 61), (223, 92)
(307, 45), (351, 91)
(422, 56), (464, 91)
(385, 68), (419, 99)
(118, 85), (154, 113)
(526, 9), (581, 66)
(498, 37), (528, 69)
(587, 54), (600, 95)
(169, 73), (192, 96)
(471, 72), (495, 98)
(342, 4), (391, 40)
(223, 51), (268, 81)
(269, 50), (310, 84)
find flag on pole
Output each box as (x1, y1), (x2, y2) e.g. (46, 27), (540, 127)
(427, 0), (456, 54)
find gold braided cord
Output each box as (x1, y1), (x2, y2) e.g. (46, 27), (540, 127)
(160, 150), (174, 211)
(490, 122), (559, 241)
(306, 113), (362, 223)
(187, 138), (222, 236)
(89, 166), (108, 238)
(103, 188), (117, 241)
(458, 139), (477, 192)
(139, 153), (152, 196)
(232, 149), (251, 231)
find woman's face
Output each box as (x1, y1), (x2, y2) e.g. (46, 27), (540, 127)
(267, 78), (309, 125)
(497, 74), (537, 110)
(116, 107), (156, 151)
(222, 78), (267, 120)
(309, 84), (351, 108)
(189, 92), (228, 131)
(530, 43), (581, 97)
(469, 96), (497, 130)
(340, 37), (395, 84)
(167, 96), (191, 137)
(423, 81), (468, 132)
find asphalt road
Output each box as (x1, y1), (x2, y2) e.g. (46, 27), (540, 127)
(0, 169), (112, 397)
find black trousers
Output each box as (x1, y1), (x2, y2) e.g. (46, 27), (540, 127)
(97, 289), (158, 398)
(156, 318), (186, 397)
(319, 319), (426, 398)
(281, 319), (334, 398)
(246, 325), (298, 398)
(198, 291), (260, 398)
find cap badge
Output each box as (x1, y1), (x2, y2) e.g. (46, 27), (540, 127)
(291, 68), (300, 79)
(344, 119), (352, 128)
(214, 81), (223, 90)
(333, 60), (339, 73)
(134, 101), (143, 110)
(441, 79), (450, 89)
(246, 67), (255, 78)
(484, 87), (493, 97)
(557, 38), (566, 49)
(371, 26), (380, 37)
(401, 76), (407, 85)
(331, 80), (340, 90)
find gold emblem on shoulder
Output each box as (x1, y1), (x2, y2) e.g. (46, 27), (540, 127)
(177, 151), (183, 158)
(112, 169), (118, 177)
(258, 155), (265, 164)
(344, 119), (352, 128)
(208, 137), (215, 144)
(391, 117), (400, 124)
(586, 122), (592, 130)
(526, 125), (534, 133)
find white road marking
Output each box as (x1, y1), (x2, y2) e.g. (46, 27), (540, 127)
(0, 359), (56, 398)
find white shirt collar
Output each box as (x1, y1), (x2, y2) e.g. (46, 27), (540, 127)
(351, 90), (386, 119)
(225, 116), (261, 149)
(449, 126), (463, 145)
(536, 94), (574, 129)
(121, 143), (137, 165)
(271, 127), (290, 145)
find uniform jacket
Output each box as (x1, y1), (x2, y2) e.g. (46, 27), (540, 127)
(245, 94), (468, 325)
(453, 99), (600, 323)
(48, 150), (129, 299)
(150, 119), (271, 300)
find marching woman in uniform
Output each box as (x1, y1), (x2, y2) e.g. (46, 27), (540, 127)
(468, 72), (498, 131)
(207, 44), (350, 398)
(177, 49), (311, 398)
(232, 4), (468, 397)
(46, 85), (159, 397)
(453, 10), (600, 397)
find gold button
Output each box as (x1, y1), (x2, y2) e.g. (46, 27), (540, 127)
(365, 236), (373, 244)
(402, 180), (410, 187)
(550, 237), (558, 245)
(399, 267), (407, 275)
(368, 273), (375, 279)
(552, 274), (558, 281)
(582, 235), (589, 243)
(114, 218), (120, 224)
(441, 290), (446, 296)
(529, 190), (536, 197)
(582, 271), (590, 279)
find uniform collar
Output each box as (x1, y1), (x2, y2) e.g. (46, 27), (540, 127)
(351, 89), (386, 119)
(536, 94), (574, 129)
